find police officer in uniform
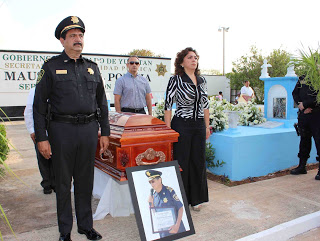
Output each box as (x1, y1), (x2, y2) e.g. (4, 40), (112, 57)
(33, 16), (110, 241)
(146, 170), (185, 238)
(291, 75), (320, 180)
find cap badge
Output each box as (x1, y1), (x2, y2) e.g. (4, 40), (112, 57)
(146, 171), (151, 177)
(71, 16), (79, 24)
(87, 68), (94, 75)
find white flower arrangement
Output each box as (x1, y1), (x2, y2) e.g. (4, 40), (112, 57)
(153, 97), (266, 131)
(208, 97), (229, 132)
(153, 99), (165, 121)
(238, 101), (266, 126)
(208, 98), (266, 131)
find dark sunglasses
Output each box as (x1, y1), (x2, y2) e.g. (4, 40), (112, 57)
(129, 61), (140, 65)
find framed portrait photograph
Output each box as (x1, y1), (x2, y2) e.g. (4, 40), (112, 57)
(126, 161), (195, 241)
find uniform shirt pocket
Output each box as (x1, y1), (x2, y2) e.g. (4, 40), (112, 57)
(55, 77), (74, 94)
(86, 76), (98, 94)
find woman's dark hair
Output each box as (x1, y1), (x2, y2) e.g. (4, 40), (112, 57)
(174, 47), (200, 76)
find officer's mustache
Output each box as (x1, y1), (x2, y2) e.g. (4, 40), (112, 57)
(73, 42), (82, 46)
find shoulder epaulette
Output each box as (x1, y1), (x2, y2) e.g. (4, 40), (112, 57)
(83, 57), (98, 65)
(166, 186), (173, 192)
(44, 55), (59, 63)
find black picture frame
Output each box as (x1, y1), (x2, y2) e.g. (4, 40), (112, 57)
(126, 160), (195, 241)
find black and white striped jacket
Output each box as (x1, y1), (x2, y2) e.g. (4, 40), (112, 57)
(164, 74), (209, 119)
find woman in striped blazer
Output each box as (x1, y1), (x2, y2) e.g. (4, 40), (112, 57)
(164, 47), (210, 211)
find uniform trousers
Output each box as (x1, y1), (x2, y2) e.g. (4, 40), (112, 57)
(298, 111), (320, 162)
(35, 144), (55, 189)
(171, 116), (208, 206)
(49, 120), (99, 234)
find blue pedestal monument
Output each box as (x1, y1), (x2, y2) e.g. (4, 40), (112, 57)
(208, 64), (317, 181)
(261, 76), (298, 127)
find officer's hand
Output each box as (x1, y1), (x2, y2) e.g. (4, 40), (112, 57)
(148, 195), (154, 205)
(304, 107), (313, 114)
(30, 133), (36, 144)
(298, 102), (305, 111)
(169, 224), (179, 234)
(37, 140), (52, 159)
(99, 136), (110, 155)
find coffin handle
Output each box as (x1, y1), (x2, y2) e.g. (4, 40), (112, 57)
(100, 149), (114, 163)
(136, 148), (166, 166)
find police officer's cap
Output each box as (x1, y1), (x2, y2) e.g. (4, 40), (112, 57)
(145, 170), (162, 180)
(55, 16), (85, 39)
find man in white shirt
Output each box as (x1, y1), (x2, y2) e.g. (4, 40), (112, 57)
(240, 80), (255, 99)
(24, 87), (55, 194)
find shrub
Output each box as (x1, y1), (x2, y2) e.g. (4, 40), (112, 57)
(0, 124), (9, 165)
(205, 142), (224, 169)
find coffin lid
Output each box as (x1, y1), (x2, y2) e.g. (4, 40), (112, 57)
(109, 112), (164, 127)
(108, 112), (179, 142)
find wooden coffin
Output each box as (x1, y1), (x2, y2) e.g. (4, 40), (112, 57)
(94, 112), (179, 181)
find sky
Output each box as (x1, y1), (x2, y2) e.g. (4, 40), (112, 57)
(1, 0), (319, 74)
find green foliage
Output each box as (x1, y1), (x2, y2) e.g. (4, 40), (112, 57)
(205, 142), (225, 169)
(226, 46), (291, 103)
(220, 174), (230, 184)
(293, 48), (320, 103)
(0, 124), (9, 171)
(0, 124), (15, 239)
(126, 49), (162, 57)
(267, 48), (291, 77)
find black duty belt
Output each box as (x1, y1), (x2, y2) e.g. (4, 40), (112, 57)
(121, 107), (145, 113)
(51, 113), (96, 124)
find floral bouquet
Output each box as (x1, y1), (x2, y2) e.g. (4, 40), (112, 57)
(208, 97), (228, 132)
(153, 99), (165, 121)
(238, 101), (266, 126)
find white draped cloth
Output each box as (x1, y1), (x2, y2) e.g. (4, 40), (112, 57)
(92, 167), (134, 220)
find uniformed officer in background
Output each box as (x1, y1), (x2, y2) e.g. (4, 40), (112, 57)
(291, 75), (320, 180)
(33, 16), (110, 241)
(146, 169), (185, 238)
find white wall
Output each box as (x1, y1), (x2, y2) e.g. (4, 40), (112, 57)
(204, 75), (230, 101)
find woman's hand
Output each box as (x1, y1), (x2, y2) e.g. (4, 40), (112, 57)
(206, 128), (211, 139)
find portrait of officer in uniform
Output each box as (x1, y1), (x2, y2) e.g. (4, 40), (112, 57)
(33, 16), (110, 241)
(291, 74), (320, 180)
(146, 169), (186, 238)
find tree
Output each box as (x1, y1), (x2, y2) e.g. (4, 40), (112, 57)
(267, 48), (291, 77)
(126, 49), (162, 57)
(226, 46), (291, 103)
